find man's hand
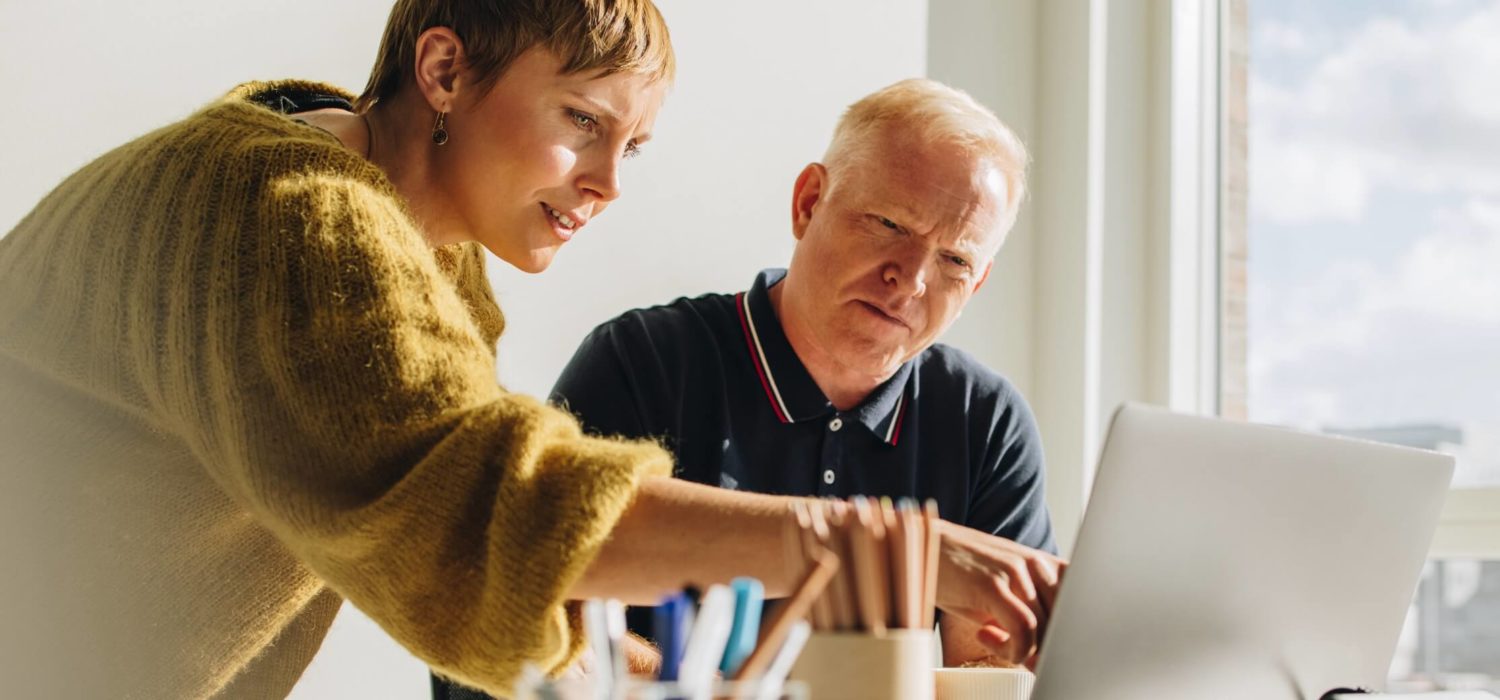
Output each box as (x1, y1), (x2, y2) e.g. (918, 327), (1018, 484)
(933, 520), (1067, 668)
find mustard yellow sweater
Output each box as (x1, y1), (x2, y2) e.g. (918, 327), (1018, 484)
(0, 80), (671, 698)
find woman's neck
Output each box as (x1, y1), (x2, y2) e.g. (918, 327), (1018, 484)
(299, 101), (467, 248)
(294, 109), (370, 158)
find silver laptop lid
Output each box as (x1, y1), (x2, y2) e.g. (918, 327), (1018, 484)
(1033, 404), (1454, 700)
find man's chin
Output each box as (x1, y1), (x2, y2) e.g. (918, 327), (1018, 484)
(831, 343), (910, 378)
(843, 324), (912, 356)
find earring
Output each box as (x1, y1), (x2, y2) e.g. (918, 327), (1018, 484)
(431, 111), (449, 145)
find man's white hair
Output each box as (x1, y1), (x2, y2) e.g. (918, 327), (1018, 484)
(823, 78), (1029, 236)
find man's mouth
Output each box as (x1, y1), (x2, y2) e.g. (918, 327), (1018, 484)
(857, 300), (910, 329)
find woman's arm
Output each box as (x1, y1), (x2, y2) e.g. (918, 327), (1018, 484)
(169, 152), (671, 696)
(570, 478), (799, 603)
(572, 478), (1066, 666)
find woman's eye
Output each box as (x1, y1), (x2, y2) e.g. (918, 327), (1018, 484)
(949, 255), (971, 268)
(569, 110), (597, 130)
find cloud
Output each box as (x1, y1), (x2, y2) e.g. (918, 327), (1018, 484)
(1249, 197), (1500, 436)
(1249, 192), (1500, 484)
(1397, 200), (1500, 326)
(1250, 1), (1500, 225)
(1255, 19), (1311, 54)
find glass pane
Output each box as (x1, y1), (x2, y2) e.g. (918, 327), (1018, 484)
(1390, 559), (1500, 692)
(1243, 0), (1500, 488)
(1241, 0), (1500, 688)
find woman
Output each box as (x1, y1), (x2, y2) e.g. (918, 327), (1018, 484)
(0, 1), (1058, 697)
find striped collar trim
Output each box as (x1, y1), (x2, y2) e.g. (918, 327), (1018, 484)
(736, 288), (794, 423)
(884, 391), (908, 445)
(735, 269), (912, 445)
(850, 361), (914, 447)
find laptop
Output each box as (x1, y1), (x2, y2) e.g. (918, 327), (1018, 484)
(1031, 403), (1455, 700)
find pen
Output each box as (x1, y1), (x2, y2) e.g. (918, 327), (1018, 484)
(750, 620), (812, 700)
(582, 599), (614, 700)
(782, 504), (804, 589)
(677, 584), (736, 693)
(882, 497), (910, 628)
(849, 496), (888, 634)
(734, 547), (840, 682)
(655, 592), (693, 682)
(721, 577), (765, 675)
(898, 499), (924, 628)
(793, 501), (834, 631)
(921, 499), (942, 629)
(815, 503), (858, 630)
(605, 599), (627, 687)
(511, 663), (546, 700)
(867, 497), (892, 629)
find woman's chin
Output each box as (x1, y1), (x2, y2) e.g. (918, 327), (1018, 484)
(475, 233), (561, 274)
(500, 247), (558, 275)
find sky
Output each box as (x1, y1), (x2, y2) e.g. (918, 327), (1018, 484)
(1247, 0), (1500, 486)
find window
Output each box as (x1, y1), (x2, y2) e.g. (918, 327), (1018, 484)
(1235, 0), (1500, 690)
(1391, 559), (1500, 692)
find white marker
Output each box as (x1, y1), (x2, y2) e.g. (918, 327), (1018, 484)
(677, 584), (736, 695)
(753, 620), (811, 700)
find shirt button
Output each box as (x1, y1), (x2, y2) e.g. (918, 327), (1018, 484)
(829, 417), (844, 432)
(823, 469), (836, 484)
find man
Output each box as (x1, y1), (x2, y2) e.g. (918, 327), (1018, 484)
(559, 78), (1053, 662)
(434, 78), (1056, 699)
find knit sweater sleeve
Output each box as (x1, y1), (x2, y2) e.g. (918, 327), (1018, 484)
(160, 135), (670, 694)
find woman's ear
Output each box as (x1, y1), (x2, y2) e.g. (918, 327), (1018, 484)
(411, 26), (466, 113)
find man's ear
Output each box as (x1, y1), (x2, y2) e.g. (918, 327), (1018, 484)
(790, 163), (828, 241)
(412, 27), (466, 112)
(974, 258), (994, 294)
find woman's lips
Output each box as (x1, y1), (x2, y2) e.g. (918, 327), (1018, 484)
(540, 202), (579, 242)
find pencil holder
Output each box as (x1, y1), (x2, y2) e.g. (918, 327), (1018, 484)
(512, 678), (808, 700)
(933, 667), (1034, 700)
(787, 629), (934, 700)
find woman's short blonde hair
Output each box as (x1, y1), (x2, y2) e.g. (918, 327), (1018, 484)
(355, 0), (674, 111)
(824, 78), (1029, 233)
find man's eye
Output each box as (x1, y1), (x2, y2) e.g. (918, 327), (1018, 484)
(949, 255), (971, 268)
(878, 217), (900, 231)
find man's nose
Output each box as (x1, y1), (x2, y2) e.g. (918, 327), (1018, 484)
(881, 250), (929, 299)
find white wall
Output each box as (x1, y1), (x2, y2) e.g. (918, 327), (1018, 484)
(1, 1), (926, 697)
(926, 0), (1039, 400)
(925, 0), (1107, 554)
(0, 0), (390, 233)
(923, 0), (1225, 555)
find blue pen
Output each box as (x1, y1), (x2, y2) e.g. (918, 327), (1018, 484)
(654, 592), (693, 682)
(720, 577), (765, 675)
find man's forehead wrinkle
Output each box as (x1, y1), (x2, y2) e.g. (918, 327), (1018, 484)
(832, 133), (1003, 249)
(908, 176), (994, 237)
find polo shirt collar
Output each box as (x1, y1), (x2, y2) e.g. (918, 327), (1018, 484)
(736, 269), (914, 445)
(850, 361), (914, 446)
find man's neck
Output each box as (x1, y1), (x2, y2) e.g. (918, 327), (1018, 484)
(768, 280), (891, 411)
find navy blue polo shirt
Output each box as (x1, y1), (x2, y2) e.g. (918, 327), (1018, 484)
(554, 268), (1055, 547)
(429, 269), (1056, 699)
